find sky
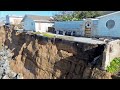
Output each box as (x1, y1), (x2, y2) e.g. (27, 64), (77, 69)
(0, 11), (58, 18)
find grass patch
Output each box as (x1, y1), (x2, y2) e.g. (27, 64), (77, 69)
(43, 33), (55, 38)
(32, 32), (74, 40)
(107, 58), (120, 73)
(32, 32), (55, 38)
(32, 32), (42, 34)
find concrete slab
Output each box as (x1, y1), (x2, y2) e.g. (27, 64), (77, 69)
(73, 37), (106, 45)
(32, 32), (106, 45)
(54, 34), (106, 45)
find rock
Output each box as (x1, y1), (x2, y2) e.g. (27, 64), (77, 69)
(90, 68), (112, 79)
(75, 64), (81, 74)
(0, 46), (24, 79)
(0, 69), (4, 78)
(70, 63), (75, 73)
(3, 56), (8, 60)
(0, 52), (4, 56)
(16, 73), (23, 79)
(5, 46), (8, 49)
(8, 72), (17, 78)
(2, 75), (10, 79)
(82, 66), (92, 79)
(0, 62), (5, 66)
(54, 69), (61, 78)
(4, 67), (11, 74)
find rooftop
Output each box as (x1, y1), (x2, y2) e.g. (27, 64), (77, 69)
(6, 15), (23, 18)
(21, 15), (54, 22)
(96, 11), (119, 19)
(27, 15), (54, 21)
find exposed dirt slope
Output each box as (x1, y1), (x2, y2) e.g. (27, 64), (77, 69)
(3, 28), (112, 79)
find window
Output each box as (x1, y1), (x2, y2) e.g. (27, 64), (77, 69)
(31, 22), (33, 25)
(85, 21), (91, 28)
(106, 20), (115, 29)
(73, 31), (76, 36)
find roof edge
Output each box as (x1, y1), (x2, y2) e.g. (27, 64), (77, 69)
(96, 11), (120, 19)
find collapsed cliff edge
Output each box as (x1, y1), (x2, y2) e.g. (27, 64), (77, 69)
(0, 26), (115, 79)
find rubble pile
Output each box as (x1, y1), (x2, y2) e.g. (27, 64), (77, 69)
(0, 47), (23, 79)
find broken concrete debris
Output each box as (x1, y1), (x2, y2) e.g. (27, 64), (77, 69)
(0, 47), (23, 79)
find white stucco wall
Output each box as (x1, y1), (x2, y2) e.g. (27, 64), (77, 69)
(6, 15), (23, 25)
(96, 13), (120, 38)
(41, 22), (54, 32)
(35, 23), (40, 32)
(82, 19), (99, 37)
(102, 40), (120, 70)
(23, 17), (35, 31)
(35, 22), (54, 32)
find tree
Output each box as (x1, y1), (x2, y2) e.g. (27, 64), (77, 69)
(53, 11), (104, 21)
(53, 11), (73, 21)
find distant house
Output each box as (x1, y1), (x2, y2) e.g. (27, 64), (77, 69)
(55, 11), (120, 38)
(6, 15), (23, 25)
(21, 15), (54, 32)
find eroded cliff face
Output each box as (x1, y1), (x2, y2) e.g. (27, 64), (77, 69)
(3, 28), (112, 79)
(0, 27), (6, 49)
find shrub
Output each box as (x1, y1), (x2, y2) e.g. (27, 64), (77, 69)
(107, 58), (120, 73)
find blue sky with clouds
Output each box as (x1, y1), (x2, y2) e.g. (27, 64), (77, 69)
(0, 11), (58, 17)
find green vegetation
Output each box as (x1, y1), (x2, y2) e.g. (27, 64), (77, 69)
(53, 11), (104, 21)
(107, 58), (120, 73)
(32, 32), (42, 34)
(32, 32), (55, 38)
(32, 32), (74, 41)
(43, 33), (55, 38)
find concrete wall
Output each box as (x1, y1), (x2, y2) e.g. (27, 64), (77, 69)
(23, 17), (35, 31)
(82, 19), (98, 37)
(40, 22), (54, 32)
(35, 22), (54, 32)
(102, 40), (120, 69)
(96, 13), (120, 38)
(35, 23), (40, 32)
